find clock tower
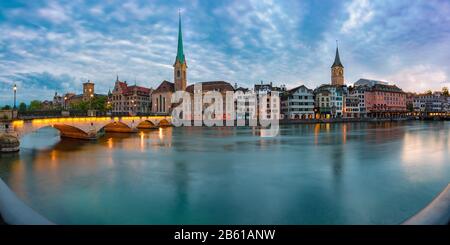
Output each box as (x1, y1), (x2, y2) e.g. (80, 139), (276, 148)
(331, 43), (344, 86)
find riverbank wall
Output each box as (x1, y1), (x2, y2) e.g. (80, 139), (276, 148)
(279, 117), (413, 125)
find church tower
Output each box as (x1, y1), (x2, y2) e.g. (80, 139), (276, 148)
(174, 12), (187, 91)
(331, 42), (344, 86)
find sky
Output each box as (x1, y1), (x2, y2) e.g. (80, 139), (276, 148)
(0, 0), (450, 105)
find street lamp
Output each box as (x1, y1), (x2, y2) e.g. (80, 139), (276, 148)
(13, 84), (17, 109)
(64, 96), (67, 110)
(107, 101), (111, 115)
(90, 93), (94, 110)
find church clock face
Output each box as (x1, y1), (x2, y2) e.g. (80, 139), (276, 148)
(333, 68), (343, 76)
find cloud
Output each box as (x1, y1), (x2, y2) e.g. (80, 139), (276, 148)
(384, 65), (448, 93)
(2, 72), (75, 90)
(0, 72), (77, 105)
(341, 0), (374, 33)
(37, 1), (71, 23)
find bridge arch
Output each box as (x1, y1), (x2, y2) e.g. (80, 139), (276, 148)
(137, 120), (157, 129)
(158, 119), (171, 127)
(52, 124), (92, 139)
(102, 121), (134, 133)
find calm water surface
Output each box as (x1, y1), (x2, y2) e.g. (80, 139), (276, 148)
(0, 121), (449, 224)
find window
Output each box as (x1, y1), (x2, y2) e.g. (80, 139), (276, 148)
(177, 70), (181, 78)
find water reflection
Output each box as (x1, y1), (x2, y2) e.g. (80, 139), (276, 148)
(0, 122), (449, 224)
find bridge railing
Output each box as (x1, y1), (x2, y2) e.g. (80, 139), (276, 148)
(17, 110), (170, 119)
(18, 110), (74, 119)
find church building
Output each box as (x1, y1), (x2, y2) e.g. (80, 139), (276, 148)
(152, 13), (187, 114)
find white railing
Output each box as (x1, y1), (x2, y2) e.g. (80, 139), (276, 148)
(403, 184), (450, 225)
(0, 178), (53, 225)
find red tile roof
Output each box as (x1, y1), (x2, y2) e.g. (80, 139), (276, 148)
(116, 81), (151, 95)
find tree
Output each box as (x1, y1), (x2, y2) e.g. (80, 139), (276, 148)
(18, 102), (27, 113)
(28, 100), (43, 111)
(68, 96), (108, 113)
(70, 101), (89, 112)
(407, 103), (413, 112)
(425, 90), (432, 95)
(91, 96), (107, 112)
(1, 105), (11, 110)
(442, 87), (449, 96)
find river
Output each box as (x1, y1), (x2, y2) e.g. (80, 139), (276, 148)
(0, 121), (449, 224)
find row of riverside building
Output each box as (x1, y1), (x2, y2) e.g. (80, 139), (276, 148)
(50, 14), (449, 119)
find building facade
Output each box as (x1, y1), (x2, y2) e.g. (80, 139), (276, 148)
(413, 92), (448, 114)
(365, 84), (407, 118)
(281, 85), (315, 119)
(186, 81), (235, 120)
(314, 84), (344, 118)
(343, 96), (360, 118)
(234, 87), (256, 121)
(110, 77), (152, 115)
(254, 82), (285, 119)
(152, 80), (175, 114)
(349, 84), (370, 118)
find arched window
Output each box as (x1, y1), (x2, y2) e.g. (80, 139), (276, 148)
(177, 70), (181, 78)
(163, 97), (166, 112)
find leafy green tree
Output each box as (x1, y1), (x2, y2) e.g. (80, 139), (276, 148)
(68, 96), (108, 113)
(91, 96), (107, 112)
(18, 102), (27, 112)
(425, 90), (432, 95)
(70, 101), (89, 112)
(442, 87), (449, 96)
(407, 103), (413, 112)
(28, 100), (43, 111)
(1, 105), (11, 110)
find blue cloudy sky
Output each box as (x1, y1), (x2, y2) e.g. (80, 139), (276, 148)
(1, 0), (449, 105)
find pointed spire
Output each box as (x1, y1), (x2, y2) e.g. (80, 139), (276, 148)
(116, 74), (119, 82)
(332, 40), (343, 68)
(175, 10), (186, 65)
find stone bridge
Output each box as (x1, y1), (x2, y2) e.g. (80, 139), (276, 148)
(8, 116), (171, 140)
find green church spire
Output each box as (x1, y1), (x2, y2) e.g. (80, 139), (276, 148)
(175, 11), (186, 65)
